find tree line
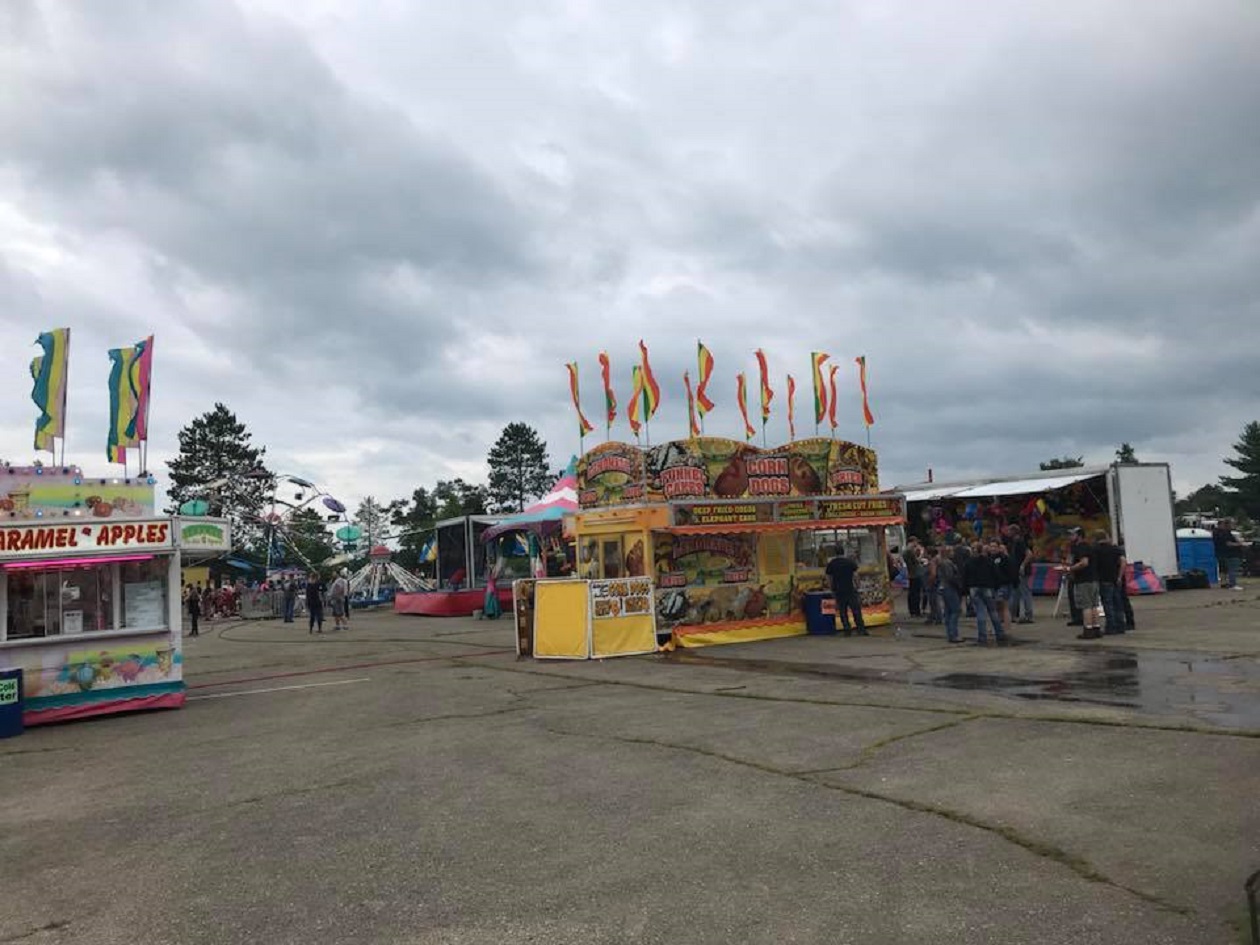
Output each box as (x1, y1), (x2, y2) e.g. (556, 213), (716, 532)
(164, 405), (556, 570)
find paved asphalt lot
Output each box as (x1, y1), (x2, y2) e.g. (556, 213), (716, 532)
(3, 588), (1259, 944)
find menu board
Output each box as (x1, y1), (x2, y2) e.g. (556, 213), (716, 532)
(590, 578), (653, 620)
(673, 503), (771, 527)
(124, 581), (166, 629)
(817, 496), (904, 522)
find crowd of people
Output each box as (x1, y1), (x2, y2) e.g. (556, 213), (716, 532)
(182, 568), (355, 637)
(884, 524), (1134, 645)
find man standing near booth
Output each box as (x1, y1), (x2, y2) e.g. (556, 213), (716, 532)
(1092, 530), (1125, 635)
(826, 546), (867, 637)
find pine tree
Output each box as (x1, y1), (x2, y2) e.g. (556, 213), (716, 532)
(1115, 443), (1138, 464)
(486, 423), (551, 513)
(166, 403), (272, 548)
(1220, 420), (1260, 520)
(354, 497), (387, 549)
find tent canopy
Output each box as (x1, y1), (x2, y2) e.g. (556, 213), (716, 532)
(482, 458), (578, 542)
(894, 468), (1105, 504)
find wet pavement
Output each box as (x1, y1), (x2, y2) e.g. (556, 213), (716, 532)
(665, 588), (1260, 731)
(925, 648), (1260, 728)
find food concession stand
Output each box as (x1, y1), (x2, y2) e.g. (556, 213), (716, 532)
(520, 437), (905, 655)
(0, 465), (230, 726)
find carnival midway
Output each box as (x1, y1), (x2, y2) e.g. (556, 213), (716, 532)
(0, 330), (1187, 734)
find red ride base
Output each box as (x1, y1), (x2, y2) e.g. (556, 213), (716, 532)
(394, 588), (514, 618)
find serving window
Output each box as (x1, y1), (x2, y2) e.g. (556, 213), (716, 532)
(794, 528), (881, 571)
(2, 555), (170, 642)
(578, 533), (648, 580)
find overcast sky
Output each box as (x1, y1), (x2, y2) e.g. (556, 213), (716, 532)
(2, 0), (1258, 513)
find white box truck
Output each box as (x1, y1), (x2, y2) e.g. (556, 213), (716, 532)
(1106, 463), (1178, 577)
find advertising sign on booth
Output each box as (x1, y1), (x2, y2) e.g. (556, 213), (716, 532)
(577, 438), (881, 508)
(0, 520), (173, 559)
(176, 519), (231, 551)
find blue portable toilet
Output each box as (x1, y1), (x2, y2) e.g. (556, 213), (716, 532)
(1176, 528), (1217, 586)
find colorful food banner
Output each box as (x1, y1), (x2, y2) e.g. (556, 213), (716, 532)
(670, 494), (905, 528)
(577, 437), (880, 508)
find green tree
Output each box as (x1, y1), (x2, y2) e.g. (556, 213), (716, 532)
(1220, 420), (1260, 520)
(434, 479), (489, 519)
(1115, 443), (1138, 464)
(284, 507), (335, 567)
(1039, 455), (1085, 471)
(166, 403), (272, 548)
(387, 487), (439, 570)
(487, 422), (551, 513)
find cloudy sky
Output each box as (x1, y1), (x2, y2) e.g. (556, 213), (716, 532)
(2, 0), (1258, 513)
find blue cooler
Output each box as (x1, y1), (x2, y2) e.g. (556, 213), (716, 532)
(803, 591), (837, 635)
(0, 668), (23, 739)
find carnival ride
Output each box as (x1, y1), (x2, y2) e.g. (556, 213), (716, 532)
(348, 544), (428, 604)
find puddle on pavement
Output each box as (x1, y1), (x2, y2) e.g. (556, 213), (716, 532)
(667, 648), (1260, 730)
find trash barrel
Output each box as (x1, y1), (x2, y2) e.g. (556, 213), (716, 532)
(803, 591), (837, 635)
(0, 668), (23, 739)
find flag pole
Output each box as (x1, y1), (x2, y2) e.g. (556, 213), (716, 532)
(61, 329), (70, 465)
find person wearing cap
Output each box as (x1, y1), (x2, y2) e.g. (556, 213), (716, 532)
(1065, 528), (1087, 627)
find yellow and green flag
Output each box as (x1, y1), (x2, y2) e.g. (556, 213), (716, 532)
(638, 340), (660, 418)
(810, 351), (830, 425)
(755, 349), (773, 424)
(695, 341), (715, 415)
(627, 365), (644, 437)
(107, 345), (141, 462)
(30, 328), (70, 452)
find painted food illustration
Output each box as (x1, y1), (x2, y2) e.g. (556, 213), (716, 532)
(788, 454), (822, 494)
(712, 450), (749, 497)
(625, 540), (645, 577)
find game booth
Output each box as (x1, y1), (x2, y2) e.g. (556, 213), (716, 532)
(0, 465), (231, 727)
(891, 463), (1175, 596)
(515, 437), (906, 659)
(394, 514), (513, 617)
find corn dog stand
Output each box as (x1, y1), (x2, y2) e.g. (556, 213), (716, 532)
(519, 437), (905, 657)
(0, 465), (230, 726)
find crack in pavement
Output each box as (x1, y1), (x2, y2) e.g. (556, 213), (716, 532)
(377, 705), (530, 730)
(792, 715), (981, 775)
(0, 920), (71, 943)
(175, 775), (368, 817)
(540, 723), (1198, 921)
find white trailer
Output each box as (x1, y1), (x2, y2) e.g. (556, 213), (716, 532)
(1105, 463), (1178, 577)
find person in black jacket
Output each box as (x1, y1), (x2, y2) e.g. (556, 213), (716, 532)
(826, 547), (867, 636)
(1092, 530), (1125, 635)
(962, 541), (1007, 644)
(305, 572), (326, 634)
